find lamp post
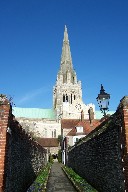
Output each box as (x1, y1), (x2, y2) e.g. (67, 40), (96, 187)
(96, 84), (110, 117)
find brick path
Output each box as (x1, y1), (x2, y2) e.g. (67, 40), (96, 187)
(46, 162), (77, 192)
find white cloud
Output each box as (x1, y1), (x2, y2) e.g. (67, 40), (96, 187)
(17, 86), (51, 105)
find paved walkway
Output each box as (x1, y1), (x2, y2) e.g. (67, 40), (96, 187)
(46, 162), (77, 192)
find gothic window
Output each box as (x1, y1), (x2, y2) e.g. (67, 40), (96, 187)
(66, 94), (68, 102)
(63, 94), (65, 102)
(74, 95), (76, 100)
(54, 129), (56, 138)
(73, 77), (74, 84)
(71, 94), (72, 104)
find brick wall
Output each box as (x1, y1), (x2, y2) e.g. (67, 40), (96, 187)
(0, 97), (47, 192)
(119, 97), (128, 191)
(0, 98), (10, 192)
(68, 96), (128, 192)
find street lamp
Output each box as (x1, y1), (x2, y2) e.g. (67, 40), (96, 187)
(96, 84), (110, 117)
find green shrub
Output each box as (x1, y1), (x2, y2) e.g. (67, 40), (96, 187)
(62, 166), (98, 192)
(27, 163), (52, 192)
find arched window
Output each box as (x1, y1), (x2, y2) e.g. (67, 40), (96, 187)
(66, 94), (68, 102)
(71, 94), (72, 104)
(73, 77), (74, 84)
(54, 129), (56, 138)
(52, 131), (54, 138)
(63, 94), (65, 102)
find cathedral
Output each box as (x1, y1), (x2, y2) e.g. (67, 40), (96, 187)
(53, 26), (95, 120)
(13, 26), (112, 143)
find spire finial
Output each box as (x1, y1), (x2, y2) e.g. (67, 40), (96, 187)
(65, 25), (67, 32)
(64, 25), (68, 42)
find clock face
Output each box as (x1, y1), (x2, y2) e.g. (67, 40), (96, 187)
(75, 103), (81, 110)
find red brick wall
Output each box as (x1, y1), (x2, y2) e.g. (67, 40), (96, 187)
(0, 99), (10, 192)
(120, 97), (128, 191)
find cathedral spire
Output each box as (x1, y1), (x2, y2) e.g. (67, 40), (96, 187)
(60, 25), (73, 73)
(64, 25), (68, 41)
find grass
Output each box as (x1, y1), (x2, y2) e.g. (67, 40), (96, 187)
(27, 162), (52, 192)
(62, 165), (98, 192)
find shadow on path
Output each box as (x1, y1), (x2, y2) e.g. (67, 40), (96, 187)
(46, 162), (77, 192)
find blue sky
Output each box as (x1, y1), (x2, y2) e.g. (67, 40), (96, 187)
(0, 0), (128, 111)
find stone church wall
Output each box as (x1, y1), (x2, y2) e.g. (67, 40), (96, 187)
(17, 118), (61, 138)
(0, 99), (46, 192)
(68, 96), (128, 192)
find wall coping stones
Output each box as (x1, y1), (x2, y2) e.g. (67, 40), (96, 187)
(118, 96), (128, 109)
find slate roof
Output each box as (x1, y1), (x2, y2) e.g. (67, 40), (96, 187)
(37, 138), (59, 147)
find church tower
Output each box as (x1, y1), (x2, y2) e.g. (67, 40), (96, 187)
(53, 26), (95, 119)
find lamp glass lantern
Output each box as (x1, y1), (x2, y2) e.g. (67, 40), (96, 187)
(96, 84), (110, 117)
